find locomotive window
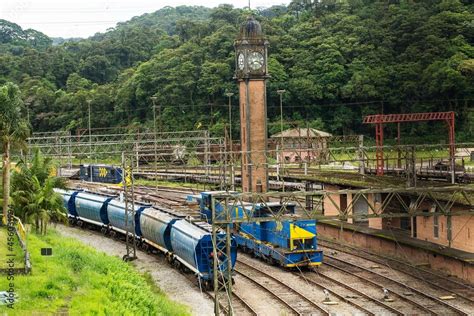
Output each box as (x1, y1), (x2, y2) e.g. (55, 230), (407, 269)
(204, 195), (212, 209)
(292, 238), (314, 250)
(111, 169), (115, 176)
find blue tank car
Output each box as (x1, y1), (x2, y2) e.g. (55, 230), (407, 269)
(107, 199), (151, 235)
(56, 189), (80, 217)
(74, 192), (115, 225)
(170, 219), (237, 287)
(139, 208), (237, 287)
(139, 208), (177, 252)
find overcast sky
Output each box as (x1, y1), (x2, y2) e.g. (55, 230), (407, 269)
(0, 0), (290, 38)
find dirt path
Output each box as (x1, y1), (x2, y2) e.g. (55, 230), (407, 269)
(55, 224), (214, 315)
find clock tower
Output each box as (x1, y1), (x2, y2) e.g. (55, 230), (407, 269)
(234, 17), (269, 193)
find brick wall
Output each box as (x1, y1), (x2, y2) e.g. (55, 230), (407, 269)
(415, 204), (473, 253)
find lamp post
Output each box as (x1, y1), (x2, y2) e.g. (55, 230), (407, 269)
(151, 96), (158, 193)
(25, 100), (31, 161)
(225, 92), (234, 190)
(277, 90), (286, 191)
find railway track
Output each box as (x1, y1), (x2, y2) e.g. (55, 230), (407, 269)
(203, 286), (258, 316)
(235, 259), (330, 315)
(323, 253), (470, 315)
(319, 239), (474, 309)
(300, 270), (402, 315)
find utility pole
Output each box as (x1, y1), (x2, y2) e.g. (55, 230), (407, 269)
(26, 101), (31, 161)
(225, 92), (234, 190)
(151, 96), (158, 193)
(277, 89), (286, 192)
(87, 99), (92, 182)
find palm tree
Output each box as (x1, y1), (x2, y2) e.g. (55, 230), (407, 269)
(11, 149), (67, 234)
(0, 82), (29, 224)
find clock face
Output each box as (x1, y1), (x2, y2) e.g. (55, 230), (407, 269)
(238, 53), (245, 70)
(248, 51), (264, 71)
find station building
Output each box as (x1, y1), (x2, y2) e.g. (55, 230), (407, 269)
(270, 128), (332, 163)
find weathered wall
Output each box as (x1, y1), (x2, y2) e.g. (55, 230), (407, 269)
(416, 210), (474, 253)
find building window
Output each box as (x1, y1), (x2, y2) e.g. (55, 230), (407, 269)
(374, 193), (382, 204)
(433, 215), (439, 239)
(422, 209), (429, 228)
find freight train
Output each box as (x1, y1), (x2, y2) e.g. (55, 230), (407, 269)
(56, 189), (237, 289)
(192, 191), (323, 268)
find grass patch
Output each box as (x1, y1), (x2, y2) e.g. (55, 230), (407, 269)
(0, 229), (190, 315)
(0, 227), (25, 270)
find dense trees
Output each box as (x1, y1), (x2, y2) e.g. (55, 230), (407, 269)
(0, 2), (472, 142)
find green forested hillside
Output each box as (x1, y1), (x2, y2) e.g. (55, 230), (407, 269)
(0, 1), (473, 142)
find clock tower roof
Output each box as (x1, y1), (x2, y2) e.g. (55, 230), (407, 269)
(238, 16), (263, 40)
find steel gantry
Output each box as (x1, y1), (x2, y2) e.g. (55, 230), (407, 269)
(24, 130), (223, 166)
(209, 185), (474, 315)
(363, 112), (456, 177)
(121, 152), (138, 261)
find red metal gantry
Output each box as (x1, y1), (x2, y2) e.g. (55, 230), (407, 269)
(363, 111), (456, 176)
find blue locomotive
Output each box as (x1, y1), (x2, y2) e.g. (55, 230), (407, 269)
(194, 191), (323, 268)
(79, 164), (123, 184)
(56, 189), (237, 288)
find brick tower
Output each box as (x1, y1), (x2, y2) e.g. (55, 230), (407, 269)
(234, 17), (269, 193)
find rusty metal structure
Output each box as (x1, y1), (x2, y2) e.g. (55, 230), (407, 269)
(363, 112), (456, 178)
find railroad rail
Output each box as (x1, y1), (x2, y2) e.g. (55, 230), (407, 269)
(323, 254), (470, 315)
(319, 238), (474, 311)
(304, 269), (403, 315)
(235, 259), (330, 315)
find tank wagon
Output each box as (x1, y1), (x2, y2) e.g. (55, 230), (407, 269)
(194, 191), (323, 268)
(79, 164), (123, 184)
(56, 189), (237, 288)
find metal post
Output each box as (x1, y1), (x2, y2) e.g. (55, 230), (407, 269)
(397, 122), (401, 169)
(26, 103), (31, 161)
(151, 96), (158, 193)
(67, 131), (72, 169)
(277, 90), (286, 191)
(122, 152), (129, 257)
(448, 114), (456, 184)
(358, 135), (365, 175)
(122, 152), (137, 261)
(226, 92), (234, 190)
(225, 196), (233, 315)
(205, 131), (210, 177)
(212, 194), (233, 315)
(211, 196), (219, 315)
(87, 100), (92, 177)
